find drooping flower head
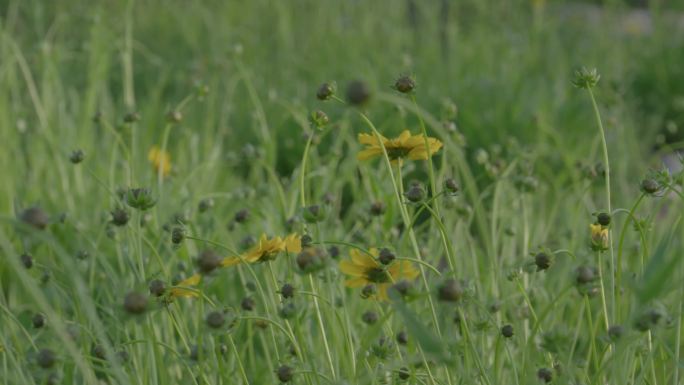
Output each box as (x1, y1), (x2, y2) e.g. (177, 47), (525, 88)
(357, 130), (442, 164)
(590, 223), (609, 251)
(169, 273), (201, 299)
(148, 146), (171, 177)
(222, 234), (302, 267)
(339, 248), (419, 300)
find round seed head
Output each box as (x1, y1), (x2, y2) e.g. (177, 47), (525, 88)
(278, 302), (297, 319)
(241, 297), (255, 311)
(197, 249), (221, 274)
(346, 80), (371, 106)
(20, 207), (50, 230)
(149, 279), (166, 297)
(20, 253), (33, 269)
(123, 292), (148, 315)
(534, 252), (552, 271)
(198, 198), (214, 213)
(276, 365), (294, 382)
(608, 324), (624, 340)
(575, 266), (597, 284)
(206, 311), (225, 329)
(280, 283), (295, 299)
(234, 209), (250, 223)
(37, 348), (56, 369)
(537, 367), (553, 383)
(167, 110), (183, 123)
(361, 284), (377, 299)
(111, 207), (130, 226)
(398, 366), (411, 380)
(362, 311), (378, 325)
(370, 201), (386, 216)
(405, 184), (426, 203)
(597, 212), (611, 226)
(501, 324), (514, 338)
(69, 149), (85, 164)
(437, 279), (463, 302)
(394, 75), (416, 94)
(378, 248), (396, 265)
(444, 178), (459, 195)
(171, 227), (185, 244)
(396, 330), (408, 345)
(32, 313), (46, 329)
(316, 82), (335, 101)
(123, 112), (140, 123)
(641, 178), (660, 194)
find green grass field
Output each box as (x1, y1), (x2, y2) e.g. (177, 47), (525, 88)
(2, 0), (684, 384)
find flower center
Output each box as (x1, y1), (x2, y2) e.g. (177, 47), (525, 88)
(386, 147), (410, 160)
(365, 267), (390, 283)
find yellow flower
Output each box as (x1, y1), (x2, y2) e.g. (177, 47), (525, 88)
(339, 248), (419, 300)
(590, 223), (609, 251)
(357, 130), (443, 163)
(169, 273), (201, 298)
(148, 146), (171, 177)
(222, 234), (302, 267)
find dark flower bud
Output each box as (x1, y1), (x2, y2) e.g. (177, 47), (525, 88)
(76, 250), (89, 260)
(206, 311), (225, 329)
(300, 234), (313, 247)
(32, 313), (46, 329)
(278, 302), (297, 319)
(111, 207), (130, 226)
(245, 281), (257, 292)
(635, 308), (665, 331)
(404, 184), (425, 203)
(444, 178), (459, 195)
(37, 348), (56, 369)
(21, 253), (33, 269)
(20, 207), (50, 230)
(167, 110), (183, 123)
(501, 324), (514, 338)
(398, 366), (411, 380)
(346, 80), (371, 106)
(361, 284), (377, 299)
(40, 269), (51, 284)
(171, 227), (185, 244)
(69, 149), (85, 164)
(311, 110), (329, 128)
(125, 188), (156, 211)
(327, 246), (340, 259)
(608, 324), (624, 340)
(370, 201), (386, 216)
(234, 209), (250, 223)
(123, 112), (140, 123)
(437, 279), (463, 302)
(534, 252), (552, 271)
(537, 367), (553, 383)
(123, 292), (148, 315)
(641, 178), (660, 195)
(575, 266), (597, 284)
(396, 330), (408, 345)
(296, 247), (327, 274)
(597, 212), (611, 226)
(316, 82), (335, 101)
(241, 297), (255, 311)
(276, 365), (294, 382)
(391, 280), (413, 298)
(362, 311), (378, 324)
(302, 205), (326, 223)
(394, 75), (416, 94)
(280, 283), (295, 299)
(198, 198), (214, 213)
(571, 67), (600, 89)
(197, 249), (222, 274)
(149, 279), (166, 297)
(91, 344), (106, 360)
(378, 248), (396, 265)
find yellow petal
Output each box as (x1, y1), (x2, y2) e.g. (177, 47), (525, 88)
(345, 277), (368, 288)
(397, 130), (412, 144)
(221, 256), (241, 267)
(358, 133), (381, 145)
(357, 148), (383, 161)
(350, 249), (378, 268)
(283, 234), (302, 253)
(339, 260), (367, 277)
(170, 273), (201, 298)
(377, 284), (389, 301)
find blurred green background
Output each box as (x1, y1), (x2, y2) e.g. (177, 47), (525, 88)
(1, 0), (683, 207)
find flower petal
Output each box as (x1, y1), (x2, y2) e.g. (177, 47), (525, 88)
(350, 249), (378, 268)
(283, 234), (302, 253)
(345, 277), (368, 288)
(357, 148), (383, 161)
(339, 260), (367, 277)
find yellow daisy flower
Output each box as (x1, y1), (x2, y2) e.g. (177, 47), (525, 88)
(222, 234), (302, 267)
(339, 248), (419, 300)
(590, 223), (609, 251)
(148, 146), (171, 177)
(169, 273), (201, 298)
(357, 130), (443, 163)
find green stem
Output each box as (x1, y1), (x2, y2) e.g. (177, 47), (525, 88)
(308, 275), (336, 380)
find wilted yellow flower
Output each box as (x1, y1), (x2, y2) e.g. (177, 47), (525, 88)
(148, 146), (171, 177)
(339, 248), (419, 300)
(590, 223), (609, 251)
(169, 273), (201, 298)
(357, 130), (442, 163)
(222, 234), (302, 267)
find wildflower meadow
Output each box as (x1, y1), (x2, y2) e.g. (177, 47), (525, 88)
(2, 1), (684, 384)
